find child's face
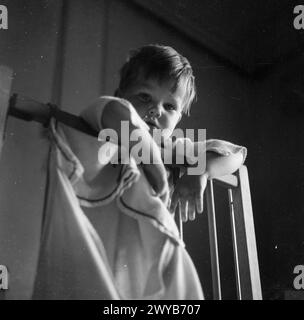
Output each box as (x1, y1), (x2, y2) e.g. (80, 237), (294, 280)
(121, 77), (186, 138)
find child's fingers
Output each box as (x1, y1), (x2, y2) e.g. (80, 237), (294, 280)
(188, 199), (196, 221)
(196, 174), (207, 213)
(170, 191), (179, 214)
(195, 193), (204, 213)
(180, 200), (188, 222)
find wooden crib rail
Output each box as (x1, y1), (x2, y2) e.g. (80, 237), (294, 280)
(177, 162), (262, 300)
(205, 167), (262, 300)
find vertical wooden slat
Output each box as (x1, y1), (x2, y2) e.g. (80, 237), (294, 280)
(206, 179), (222, 300)
(0, 66), (13, 159)
(231, 166), (262, 299)
(228, 188), (242, 299)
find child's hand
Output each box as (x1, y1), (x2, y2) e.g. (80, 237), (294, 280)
(142, 162), (169, 205)
(170, 173), (208, 222)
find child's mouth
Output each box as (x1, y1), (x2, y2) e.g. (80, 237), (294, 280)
(145, 120), (159, 130)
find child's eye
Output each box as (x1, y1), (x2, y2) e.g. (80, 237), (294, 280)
(164, 103), (176, 111)
(137, 93), (151, 103)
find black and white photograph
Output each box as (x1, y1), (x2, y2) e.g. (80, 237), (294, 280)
(0, 0), (304, 304)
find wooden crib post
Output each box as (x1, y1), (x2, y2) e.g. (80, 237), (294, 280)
(230, 166), (262, 299)
(208, 166), (262, 300)
(0, 66), (13, 158)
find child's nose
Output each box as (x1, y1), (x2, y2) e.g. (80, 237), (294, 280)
(149, 103), (162, 118)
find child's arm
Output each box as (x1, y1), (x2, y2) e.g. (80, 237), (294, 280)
(169, 140), (246, 221)
(204, 149), (245, 178)
(82, 97), (169, 202)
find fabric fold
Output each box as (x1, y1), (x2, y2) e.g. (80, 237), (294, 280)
(33, 119), (204, 299)
(32, 138), (120, 299)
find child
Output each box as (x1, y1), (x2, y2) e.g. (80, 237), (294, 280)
(44, 44), (246, 300)
(81, 44), (245, 222)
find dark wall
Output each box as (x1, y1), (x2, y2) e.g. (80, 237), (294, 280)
(245, 57), (304, 299)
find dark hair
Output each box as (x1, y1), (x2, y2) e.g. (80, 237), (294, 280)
(117, 44), (196, 115)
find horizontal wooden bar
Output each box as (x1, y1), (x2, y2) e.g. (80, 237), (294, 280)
(8, 94), (98, 137)
(213, 173), (238, 189)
